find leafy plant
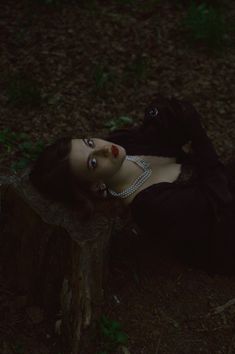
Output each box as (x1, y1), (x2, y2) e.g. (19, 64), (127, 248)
(97, 315), (128, 353)
(0, 128), (46, 173)
(115, 0), (135, 4)
(13, 343), (25, 354)
(79, 0), (99, 12)
(92, 63), (116, 92)
(124, 54), (150, 84)
(6, 73), (42, 107)
(104, 116), (134, 132)
(116, 0), (160, 10)
(182, 1), (228, 52)
(140, 0), (161, 10)
(36, 0), (58, 4)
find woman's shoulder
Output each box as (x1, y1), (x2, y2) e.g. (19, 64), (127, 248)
(104, 126), (141, 141)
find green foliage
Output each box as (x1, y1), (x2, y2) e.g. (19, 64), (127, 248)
(33, 0), (65, 5)
(115, 0), (135, 4)
(13, 343), (25, 354)
(182, 1), (228, 52)
(91, 52), (151, 97)
(6, 73), (42, 107)
(143, 0), (161, 10)
(92, 52), (151, 96)
(115, 0), (160, 6)
(79, 0), (99, 9)
(0, 127), (46, 173)
(92, 63), (117, 93)
(124, 53), (150, 84)
(36, 0), (58, 4)
(97, 315), (128, 353)
(30, 0), (100, 12)
(104, 116), (134, 132)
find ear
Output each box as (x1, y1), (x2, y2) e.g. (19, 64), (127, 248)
(89, 182), (108, 199)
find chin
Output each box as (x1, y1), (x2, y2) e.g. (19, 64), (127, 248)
(120, 146), (126, 160)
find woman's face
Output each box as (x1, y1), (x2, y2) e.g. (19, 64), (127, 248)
(69, 138), (126, 186)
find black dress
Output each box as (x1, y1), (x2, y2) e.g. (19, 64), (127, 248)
(104, 96), (235, 276)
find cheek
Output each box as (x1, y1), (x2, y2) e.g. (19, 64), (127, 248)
(98, 161), (115, 176)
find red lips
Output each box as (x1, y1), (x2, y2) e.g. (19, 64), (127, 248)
(111, 145), (119, 157)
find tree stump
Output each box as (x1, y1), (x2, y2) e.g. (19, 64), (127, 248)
(0, 168), (115, 354)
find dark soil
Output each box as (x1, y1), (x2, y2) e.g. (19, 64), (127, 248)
(0, 0), (235, 353)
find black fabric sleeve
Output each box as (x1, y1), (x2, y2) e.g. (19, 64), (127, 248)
(103, 126), (142, 146)
(177, 100), (233, 206)
(177, 100), (223, 171)
(143, 95), (222, 170)
(142, 95), (191, 150)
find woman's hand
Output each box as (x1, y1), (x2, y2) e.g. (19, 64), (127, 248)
(143, 94), (205, 150)
(143, 95), (189, 149)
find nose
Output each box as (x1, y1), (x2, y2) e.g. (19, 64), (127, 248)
(95, 145), (111, 157)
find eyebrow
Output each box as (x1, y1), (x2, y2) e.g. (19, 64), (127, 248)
(82, 138), (91, 171)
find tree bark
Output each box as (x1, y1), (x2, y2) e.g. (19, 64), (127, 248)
(0, 168), (115, 354)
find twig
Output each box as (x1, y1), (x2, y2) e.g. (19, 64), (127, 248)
(210, 298), (235, 315)
(155, 326), (164, 354)
(227, 333), (235, 354)
(195, 325), (231, 332)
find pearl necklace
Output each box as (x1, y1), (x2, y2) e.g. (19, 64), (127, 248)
(107, 155), (152, 199)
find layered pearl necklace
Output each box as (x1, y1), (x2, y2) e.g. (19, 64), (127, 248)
(107, 155), (152, 199)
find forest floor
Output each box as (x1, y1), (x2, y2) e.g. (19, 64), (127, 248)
(0, 0), (235, 353)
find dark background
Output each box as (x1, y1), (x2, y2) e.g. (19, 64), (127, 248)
(0, 0), (235, 353)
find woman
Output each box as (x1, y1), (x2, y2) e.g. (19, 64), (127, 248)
(29, 94), (235, 276)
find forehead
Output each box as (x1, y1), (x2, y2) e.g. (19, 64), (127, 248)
(70, 138), (83, 156)
(70, 138), (84, 156)
(69, 138), (87, 177)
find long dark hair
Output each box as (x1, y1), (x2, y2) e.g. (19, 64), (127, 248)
(28, 136), (124, 220)
(29, 136), (97, 220)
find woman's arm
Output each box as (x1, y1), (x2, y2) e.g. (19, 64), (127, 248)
(177, 100), (223, 171)
(141, 94), (190, 150)
(142, 95), (223, 171)
(105, 95), (227, 176)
